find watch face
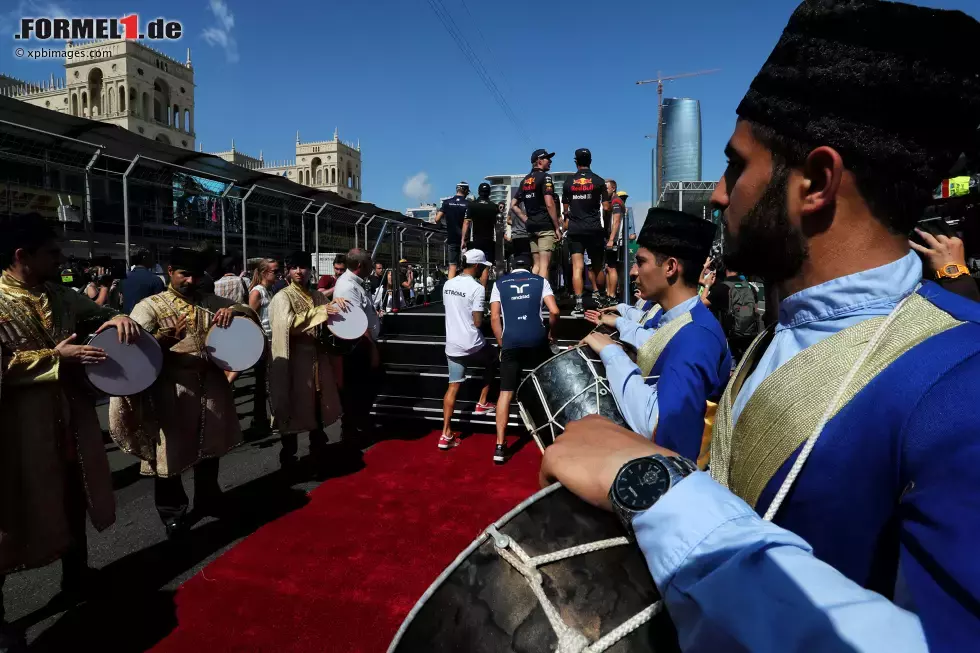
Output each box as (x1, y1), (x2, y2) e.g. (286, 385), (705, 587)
(614, 458), (671, 511)
(944, 264), (960, 275)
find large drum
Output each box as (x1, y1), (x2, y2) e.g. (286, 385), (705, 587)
(205, 316), (265, 372)
(319, 302), (368, 355)
(517, 345), (627, 451)
(387, 484), (679, 653)
(84, 326), (163, 396)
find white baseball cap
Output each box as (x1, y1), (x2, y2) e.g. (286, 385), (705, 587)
(463, 249), (492, 266)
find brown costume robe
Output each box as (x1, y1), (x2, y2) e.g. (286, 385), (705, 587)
(0, 272), (116, 574)
(268, 282), (342, 434)
(109, 287), (254, 477)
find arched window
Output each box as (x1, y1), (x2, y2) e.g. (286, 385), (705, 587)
(81, 91), (88, 116)
(173, 104), (179, 129)
(317, 170), (322, 184)
(142, 92), (150, 119)
(71, 93), (78, 116)
(184, 109), (190, 133)
(331, 168), (336, 184)
(118, 85), (126, 112)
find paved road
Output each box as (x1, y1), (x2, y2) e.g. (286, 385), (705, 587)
(3, 373), (361, 652)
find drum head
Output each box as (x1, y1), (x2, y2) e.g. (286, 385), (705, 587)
(388, 485), (678, 652)
(327, 302), (368, 340)
(85, 326), (163, 396)
(517, 346), (627, 448)
(205, 317), (265, 372)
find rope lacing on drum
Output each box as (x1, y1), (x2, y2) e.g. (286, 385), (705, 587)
(486, 525), (663, 653)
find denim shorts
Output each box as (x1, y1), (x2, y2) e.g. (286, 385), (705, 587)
(446, 347), (497, 384)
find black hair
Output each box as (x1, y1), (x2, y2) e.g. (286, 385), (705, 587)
(334, 254), (347, 266)
(652, 252), (702, 288)
(0, 213), (56, 270)
(748, 121), (932, 236)
(219, 253), (242, 275)
(132, 247), (153, 267)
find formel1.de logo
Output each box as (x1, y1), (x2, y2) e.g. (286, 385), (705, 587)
(14, 15), (183, 41)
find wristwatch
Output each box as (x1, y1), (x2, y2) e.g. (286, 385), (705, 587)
(609, 454), (697, 540)
(936, 263), (970, 280)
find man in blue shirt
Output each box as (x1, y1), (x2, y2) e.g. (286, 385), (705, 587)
(539, 1), (980, 650)
(583, 208), (731, 464)
(433, 182), (471, 279)
(121, 247), (164, 314)
(489, 253), (560, 464)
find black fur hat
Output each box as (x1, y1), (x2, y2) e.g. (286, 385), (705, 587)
(736, 0), (980, 189)
(638, 209), (716, 261)
(168, 247), (204, 275)
(284, 251), (311, 270)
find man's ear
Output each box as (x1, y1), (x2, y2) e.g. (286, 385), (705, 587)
(800, 146), (843, 216)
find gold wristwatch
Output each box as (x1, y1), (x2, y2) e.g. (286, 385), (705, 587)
(936, 263), (969, 280)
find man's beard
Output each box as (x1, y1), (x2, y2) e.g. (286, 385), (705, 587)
(722, 165), (808, 283)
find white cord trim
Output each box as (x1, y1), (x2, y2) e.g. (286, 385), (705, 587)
(487, 525), (660, 652)
(762, 287), (920, 522)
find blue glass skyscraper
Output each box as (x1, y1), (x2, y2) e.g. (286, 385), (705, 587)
(652, 98), (702, 204)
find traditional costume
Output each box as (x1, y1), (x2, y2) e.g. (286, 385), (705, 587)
(600, 209), (731, 463)
(109, 249), (255, 525)
(268, 252), (342, 464)
(707, 2), (980, 650)
(0, 272), (116, 576)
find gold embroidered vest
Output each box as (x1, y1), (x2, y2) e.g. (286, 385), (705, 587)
(635, 310), (692, 377)
(710, 293), (963, 509)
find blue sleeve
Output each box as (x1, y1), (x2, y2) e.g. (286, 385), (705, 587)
(617, 303), (642, 322)
(599, 345), (658, 438)
(635, 473), (927, 653)
(897, 352), (980, 651)
(153, 275), (165, 292)
(653, 326), (729, 461)
(614, 316), (653, 349)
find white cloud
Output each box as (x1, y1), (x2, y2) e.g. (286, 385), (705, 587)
(201, 0), (238, 63)
(0, 1), (72, 36)
(402, 172), (432, 202)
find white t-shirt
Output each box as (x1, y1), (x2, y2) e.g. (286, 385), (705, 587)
(443, 273), (486, 357)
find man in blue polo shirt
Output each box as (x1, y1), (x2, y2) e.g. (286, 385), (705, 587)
(490, 252), (560, 464)
(434, 181), (471, 279)
(122, 247), (165, 314)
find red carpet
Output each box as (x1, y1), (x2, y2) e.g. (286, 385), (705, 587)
(151, 433), (542, 653)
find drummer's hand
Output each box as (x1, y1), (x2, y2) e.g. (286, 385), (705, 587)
(583, 331), (617, 354)
(328, 297), (349, 313)
(95, 315), (140, 344)
(212, 307), (235, 328)
(55, 334), (107, 364)
(540, 415), (676, 510)
(598, 305), (620, 314)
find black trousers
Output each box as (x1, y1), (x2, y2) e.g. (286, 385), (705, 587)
(253, 352), (269, 427)
(1, 462), (88, 615)
(153, 457), (221, 523)
(341, 343), (379, 437)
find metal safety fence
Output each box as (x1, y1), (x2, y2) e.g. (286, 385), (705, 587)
(0, 116), (449, 297)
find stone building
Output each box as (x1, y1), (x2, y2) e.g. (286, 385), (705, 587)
(1, 39), (196, 149)
(1, 38), (361, 198)
(209, 129), (362, 201)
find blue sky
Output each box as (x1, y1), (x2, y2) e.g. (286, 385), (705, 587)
(3, 0), (978, 220)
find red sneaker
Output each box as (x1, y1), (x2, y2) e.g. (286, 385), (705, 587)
(438, 433), (461, 450)
(473, 403), (496, 416)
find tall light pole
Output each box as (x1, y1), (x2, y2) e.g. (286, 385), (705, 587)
(637, 69), (720, 205)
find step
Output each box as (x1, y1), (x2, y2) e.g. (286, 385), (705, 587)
(378, 337), (579, 368)
(370, 395), (522, 428)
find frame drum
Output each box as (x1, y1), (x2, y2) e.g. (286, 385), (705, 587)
(205, 316), (265, 372)
(85, 326), (163, 396)
(320, 302), (368, 354)
(387, 484), (679, 653)
(516, 345), (627, 451)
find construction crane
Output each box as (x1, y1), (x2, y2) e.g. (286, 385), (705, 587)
(637, 69), (720, 205)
